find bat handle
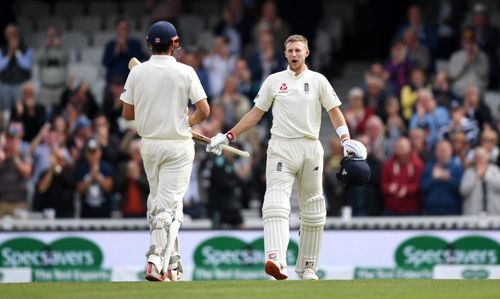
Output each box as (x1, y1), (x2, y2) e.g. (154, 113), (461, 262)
(220, 144), (250, 158)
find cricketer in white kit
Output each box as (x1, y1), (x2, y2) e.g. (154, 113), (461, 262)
(207, 35), (367, 280)
(121, 21), (210, 282)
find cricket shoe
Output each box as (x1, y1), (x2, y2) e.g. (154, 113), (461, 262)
(167, 268), (181, 281)
(298, 268), (319, 280)
(145, 262), (169, 282)
(265, 259), (288, 280)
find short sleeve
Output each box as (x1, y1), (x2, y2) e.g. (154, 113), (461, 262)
(188, 67), (207, 104)
(253, 77), (274, 112)
(319, 74), (341, 111)
(120, 68), (135, 105)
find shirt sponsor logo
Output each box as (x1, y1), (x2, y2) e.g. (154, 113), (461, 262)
(277, 162), (283, 172)
(279, 83), (288, 94)
(304, 83), (310, 94)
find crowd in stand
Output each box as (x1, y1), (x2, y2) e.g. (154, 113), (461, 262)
(0, 1), (499, 226)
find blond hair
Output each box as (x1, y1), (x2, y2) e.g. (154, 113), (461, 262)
(284, 35), (308, 49)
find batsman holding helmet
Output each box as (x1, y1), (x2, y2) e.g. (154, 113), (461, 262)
(207, 35), (368, 280)
(121, 21), (210, 281)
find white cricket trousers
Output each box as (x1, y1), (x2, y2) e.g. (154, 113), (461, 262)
(263, 137), (324, 269)
(140, 138), (195, 225)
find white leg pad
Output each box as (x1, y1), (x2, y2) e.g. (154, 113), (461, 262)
(147, 211), (173, 272)
(262, 188), (291, 268)
(295, 195), (326, 274)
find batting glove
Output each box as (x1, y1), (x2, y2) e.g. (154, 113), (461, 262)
(206, 133), (230, 156)
(342, 139), (367, 160)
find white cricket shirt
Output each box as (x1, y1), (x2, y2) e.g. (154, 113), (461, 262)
(120, 55), (207, 140)
(254, 66), (341, 139)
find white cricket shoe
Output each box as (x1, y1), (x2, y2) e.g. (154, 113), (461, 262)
(167, 268), (181, 281)
(145, 262), (170, 282)
(265, 259), (288, 280)
(298, 268), (319, 280)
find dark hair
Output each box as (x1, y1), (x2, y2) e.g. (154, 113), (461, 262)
(150, 42), (171, 54)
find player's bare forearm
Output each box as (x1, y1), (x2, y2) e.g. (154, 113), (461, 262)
(189, 99), (210, 126)
(230, 106), (265, 137)
(122, 102), (135, 120)
(328, 107), (349, 139)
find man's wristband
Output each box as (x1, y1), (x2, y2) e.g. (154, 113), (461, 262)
(226, 131), (236, 142)
(336, 125), (350, 144)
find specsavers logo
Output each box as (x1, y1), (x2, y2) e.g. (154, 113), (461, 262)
(0, 237), (103, 268)
(395, 236), (500, 269)
(193, 236), (298, 280)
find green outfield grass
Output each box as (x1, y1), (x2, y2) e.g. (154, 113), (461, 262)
(1, 280), (499, 299)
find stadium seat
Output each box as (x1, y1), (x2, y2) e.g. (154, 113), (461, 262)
(26, 31), (47, 49)
(435, 59), (449, 72)
(104, 15), (137, 31)
(80, 47), (104, 66)
(312, 30), (332, 71)
(19, 1), (51, 17)
(121, 1), (146, 17)
(17, 17), (35, 35)
(71, 16), (103, 34)
(484, 91), (500, 115)
(68, 63), (100, 85)
(196, 31), (214, 51)
(61, 31), (90, 50)
(206, 14), (221, 31)
(178, 15), (205, 47)
(92, 31), (116, 47)
(37, 16), (68, 32)
(88, 1), (119, 16)
(54, 1), (84, 16)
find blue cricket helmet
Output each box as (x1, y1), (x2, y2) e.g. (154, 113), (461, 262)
(336, 155), (371, 188)
(147, 21), (178, 45)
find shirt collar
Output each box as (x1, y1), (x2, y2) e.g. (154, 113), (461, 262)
(286, 65), (308, 78)
(150, 55), (176, 62)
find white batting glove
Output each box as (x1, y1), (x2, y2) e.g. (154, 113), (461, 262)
(206, 133), (229, 156)
(342, 139), (367, 160)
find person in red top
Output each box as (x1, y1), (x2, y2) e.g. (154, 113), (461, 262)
(381, 136), (424, 215)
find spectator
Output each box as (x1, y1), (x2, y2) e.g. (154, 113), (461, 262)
(384, 41), (412, 95)
(409, 89), (449, 148)
(101, 75), (125, 135)
(402, 29), (431, 71)
(37, 27), (69, 111)
(10, 82), (46, 142)
(75, 138), (114, 218)
(69, 115), (93, 163)
(449, 131), (470, 168)
(0, 124), (32, 216)
(421, 140), (463, 215)
(400, 67), (428, 122)
(384, 97), (406, 156)
(364, 115), (386, 160)
(395, 4), (438, 55)
(254, 0), (290, 52)
(460, 147), (500, 215)
(363, 74), (388, 115)
(381, 137), (424, 216)
(462, 84), (494, 130)
(249, 31), (286, 85)
(36, 138), (75, 218)
(209, 151), (244, 228)
(439, 100), (480, 146)
(409, 127), (433, 163)
(214, 4), (243, 56)
(183, 51), (210, 100)
(233, 58), (259, 100)
(448, 28), (489, 96)
(475, 129), (499, 165)
(102, 19), (146, 84)
(60, 80), (99, 120)
(471, 3), (500, 89)
(344, 87), (374, 136)
(214, 77), (250, 130)
(432, 70), (460, 109)
(184, 155), (205, 219)
(0, 24), (33, 119)
(114, 139), (148, 218)
(93, 114), (121, 165)
(203, 36), (236, 98)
